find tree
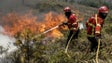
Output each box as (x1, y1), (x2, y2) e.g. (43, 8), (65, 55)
(13, 29), (46, 63)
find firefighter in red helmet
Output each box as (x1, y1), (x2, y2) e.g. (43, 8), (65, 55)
(86, 6), (109, 52)
(62, 7), (80, 49)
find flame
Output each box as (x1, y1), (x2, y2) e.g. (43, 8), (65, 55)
(47, 29), (63, 38)
(2, 12), (66, 38)
(2, 13), (39, 36)
(2, 11), (83, 38)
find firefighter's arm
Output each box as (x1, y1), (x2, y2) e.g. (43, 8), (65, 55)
(71, 20), (78, 31)
(59, 21), (68, 27)
(95, 23), (101, 37)
(86, 17), (93, 28)
(72, 17), (78, 31)
(72, 22), (78, 28)
(69, 22), (78, 31)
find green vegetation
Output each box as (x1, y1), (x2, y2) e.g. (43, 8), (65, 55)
(8, 25), (112, 63)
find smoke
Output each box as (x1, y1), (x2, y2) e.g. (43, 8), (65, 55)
(0, 25), (17, 58)
(0, 26), (4, 32)
(79, 22), (84, 30)
(0, 0), (41, 14)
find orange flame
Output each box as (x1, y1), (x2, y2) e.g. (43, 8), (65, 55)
(2, 11), (83, 38)
(2, 12), (66, 38)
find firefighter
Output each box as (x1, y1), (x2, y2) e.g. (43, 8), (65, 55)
(62, 7), (80, 49)
(86, 6), (109, 52)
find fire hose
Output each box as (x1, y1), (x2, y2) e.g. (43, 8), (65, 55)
(95, 14), (100, 63)
(65, 32), (75, 58)
(32, 23), (63, 39)
(32, 22), (83, 58)
(96, 39), (101, 63)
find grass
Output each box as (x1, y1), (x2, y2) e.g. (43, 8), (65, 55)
(8, 25), (112, 63)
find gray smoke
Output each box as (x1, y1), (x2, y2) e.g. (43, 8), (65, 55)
(0, 0), (41, 14)
(0, 26), (17, 63)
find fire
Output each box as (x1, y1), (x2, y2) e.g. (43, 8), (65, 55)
(1, 11), (83, 38)
(2, 13), (39, 36)
(47, 29), (63, 38)
(2, 12), (66, 38)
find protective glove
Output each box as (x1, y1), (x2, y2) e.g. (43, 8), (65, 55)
(70, 27), (77, 32)
(59, 22), (68, 27)
(62, 21), (68, 25)
(95, 33), (101, 39)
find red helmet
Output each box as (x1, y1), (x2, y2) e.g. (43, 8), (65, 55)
(98, 6), (109, 13)
(64, 7), (71, 12)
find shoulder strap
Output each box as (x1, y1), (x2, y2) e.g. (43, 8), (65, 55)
(95, 14), (98, 25)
